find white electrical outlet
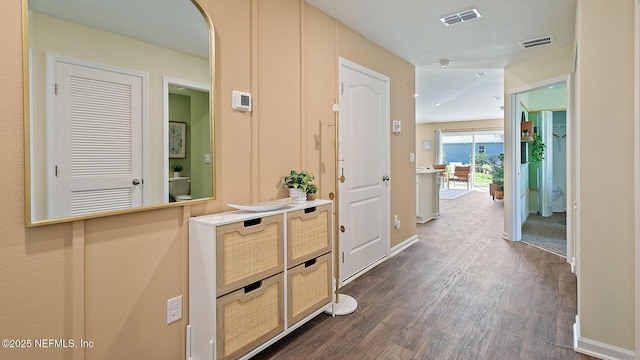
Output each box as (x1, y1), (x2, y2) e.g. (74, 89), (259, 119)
(167, 295), (183, 324)
(394, 215), (401, 229)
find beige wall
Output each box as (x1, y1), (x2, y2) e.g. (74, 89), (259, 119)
(415, 119), (504, 168)
(574, 0), (635, 351)
(337, 23), (417, 247)
(0, 1), (415, 359)
(503, 45), (574, 239)
(504, 0), (636, 353)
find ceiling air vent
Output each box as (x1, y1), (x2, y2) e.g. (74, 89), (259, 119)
(440, 9), (482, 26)
(519, 35), (554, 49)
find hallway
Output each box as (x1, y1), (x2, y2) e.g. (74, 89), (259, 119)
(254, 191), (596, 359)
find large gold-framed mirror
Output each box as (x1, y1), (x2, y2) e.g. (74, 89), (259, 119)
(23, 0), (215, 226)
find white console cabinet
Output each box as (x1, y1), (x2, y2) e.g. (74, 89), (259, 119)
(188, 200), (334, 360)
(416, 170), (441, 223)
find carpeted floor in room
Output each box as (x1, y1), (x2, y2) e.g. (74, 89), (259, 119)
(521, 212), (567, 257)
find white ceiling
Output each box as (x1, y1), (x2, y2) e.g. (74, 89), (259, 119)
(305, 0), (577, 123)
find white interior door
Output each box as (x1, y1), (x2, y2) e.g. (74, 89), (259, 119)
(52, 57), (143, 217)
(338, 58), (390, 284)
(539, 111), (554, 217)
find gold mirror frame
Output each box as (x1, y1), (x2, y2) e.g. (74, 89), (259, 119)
(22, 0), (216, 227)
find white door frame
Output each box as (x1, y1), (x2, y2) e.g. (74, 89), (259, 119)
(634, 0), (640, 354)
(46, 53), (148, 217)
(539, 111), (554, 217)
(506, 73), (575, 267)
(162, 77), (210, 203)
(337, 57), (390, 286)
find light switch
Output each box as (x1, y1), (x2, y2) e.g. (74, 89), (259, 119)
(204, 153), (211, 164)
(409, 152), (415, 163)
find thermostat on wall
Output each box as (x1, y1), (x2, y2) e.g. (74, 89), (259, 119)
(232, 90), (252, 112)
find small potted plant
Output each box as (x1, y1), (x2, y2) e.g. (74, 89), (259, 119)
(283, 170), (314, 203)
(171, 163), (183, 178)
(306, 183), (318, 201)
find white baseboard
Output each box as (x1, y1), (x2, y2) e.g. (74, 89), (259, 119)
(573, 315), (636, 360)
(570, 256), (576, 274)
(390, 234), (418, 257)
(340, 257), (386, 287)
(340, 234), (419, 287)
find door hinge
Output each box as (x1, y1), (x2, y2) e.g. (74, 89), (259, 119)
(341, 252), (345, 263)
(55, 165), (58, 177)
(340, 82), (343, 95)
(55, 83), (58, 95)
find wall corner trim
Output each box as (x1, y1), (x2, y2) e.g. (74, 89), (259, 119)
(573, 315), (636, 360)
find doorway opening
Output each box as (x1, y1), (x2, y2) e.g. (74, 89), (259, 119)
(162, 77), (211, 204)
(520, 110), (568, 257)
(439, 131), (504, 191)
(507, 74), (574, 265)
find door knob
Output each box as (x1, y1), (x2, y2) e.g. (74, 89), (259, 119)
(382, 175), (390, 181)
(132, 179), (140, 185)
(340, 225), (345, 233)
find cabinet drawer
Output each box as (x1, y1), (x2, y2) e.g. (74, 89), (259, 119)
(216, 214), (284, 296)
(216, 274), (284, 360)
(287, 253), (332, 325)
(286, 204), (331, 268)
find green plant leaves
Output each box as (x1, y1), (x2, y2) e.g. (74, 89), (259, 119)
(283, 170), (315, 192)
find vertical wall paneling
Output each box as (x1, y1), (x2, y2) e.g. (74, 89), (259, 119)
(256, 0), (301, 201)
(300, 0), (307, 172)
(72, 220), (85, 360)
(635, 0), (640, 355)
(250, 0), (260, 203)
(181, 205), (191, 355)
(302, 3), (338, 200)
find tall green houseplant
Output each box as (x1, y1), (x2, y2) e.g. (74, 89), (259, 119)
(488, 154), (504, 200)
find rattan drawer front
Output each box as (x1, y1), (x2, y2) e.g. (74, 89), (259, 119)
(287, 252), (332, 325)
(216, 214), (284, 296)
(217, 274), (284, 360)
(287, 204), (331, 268)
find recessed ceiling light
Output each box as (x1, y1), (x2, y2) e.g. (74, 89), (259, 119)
(434, 102), (441, 106)
(414, 93), (420, 97)
(439, 59), (450, 67)
(475, 71), (487, 78)
(493, 96), (502, 101)
(440, 9), (482, 26)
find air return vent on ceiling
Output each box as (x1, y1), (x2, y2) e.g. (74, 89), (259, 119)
(519, 35), (554, 49)
(440, 9), (482, 26)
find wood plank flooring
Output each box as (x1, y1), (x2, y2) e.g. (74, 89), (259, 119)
(253, 189), (598, 360)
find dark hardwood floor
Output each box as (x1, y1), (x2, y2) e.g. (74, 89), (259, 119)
(254, 189), (598, 360)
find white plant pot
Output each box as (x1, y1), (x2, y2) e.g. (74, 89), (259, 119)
(173, 171), (181, 178)
(288, 188), (306, 204)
